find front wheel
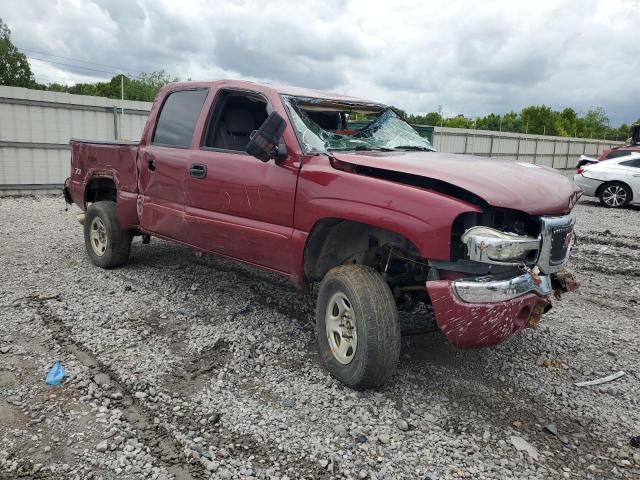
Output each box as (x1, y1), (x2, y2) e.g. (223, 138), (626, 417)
(599, 181), (632, 208)
(83, 201), (132, 268)
(316, 265), (401, 388)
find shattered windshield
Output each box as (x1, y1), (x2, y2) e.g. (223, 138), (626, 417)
(283, 96), (434, 154)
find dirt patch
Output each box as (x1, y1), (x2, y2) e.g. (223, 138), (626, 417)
(0, 400), (26, 427)
(0, 370), (17, 387)
(169, 341), (233, 394)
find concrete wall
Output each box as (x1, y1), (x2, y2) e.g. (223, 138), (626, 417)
(0, 86), (151, 194)
(0, 86), (625, 194)
(432, 126), (622, 169)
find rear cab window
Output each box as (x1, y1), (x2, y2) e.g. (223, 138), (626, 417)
(153, 89), (209, 147)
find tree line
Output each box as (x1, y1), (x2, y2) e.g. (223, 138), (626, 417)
(40, 71), (176, 103)
(1, 17), (637, 141)
(405, 106), (637, 142)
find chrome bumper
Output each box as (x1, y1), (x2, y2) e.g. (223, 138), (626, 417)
(537, 214), (576, 274)
(460, 213), (576, 275)
(453, 272), (553, 303)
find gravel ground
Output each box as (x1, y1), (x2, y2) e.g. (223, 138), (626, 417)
(1, 195), (639, 480)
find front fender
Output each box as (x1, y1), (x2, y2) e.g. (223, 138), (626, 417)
(294, 156), (481, 260)
(289, 156), (482, 287)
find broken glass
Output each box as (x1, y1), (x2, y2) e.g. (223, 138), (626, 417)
(283, 97), (435, 154)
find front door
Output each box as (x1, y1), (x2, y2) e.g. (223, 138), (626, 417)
(184, 90), (299, 273)
(621, 156), (640, 199)
(137, 88), (209, 242)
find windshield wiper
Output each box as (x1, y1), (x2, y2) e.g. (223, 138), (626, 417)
(392, 145), (433, 151)
(354, 146), (394, 152)
(328, 146), (394, 152)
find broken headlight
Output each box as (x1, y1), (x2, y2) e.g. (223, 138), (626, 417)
(461, 226), (540, 265)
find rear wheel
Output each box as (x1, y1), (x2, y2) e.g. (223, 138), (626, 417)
(316, 265), (401, 388)
(599, 182), (632, 208)
(84, 201), (132, 268)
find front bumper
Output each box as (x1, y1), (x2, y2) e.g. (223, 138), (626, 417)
(426, 271), (566, 349)
(453, 271), (553, 303)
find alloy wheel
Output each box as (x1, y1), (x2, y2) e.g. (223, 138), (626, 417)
(602, 185), (627, 207)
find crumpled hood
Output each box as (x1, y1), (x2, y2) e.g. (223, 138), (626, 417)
(333, 151), (581, 215)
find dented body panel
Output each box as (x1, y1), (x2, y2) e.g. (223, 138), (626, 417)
(293, 155), (482, 261)
(64, 79), (579, 352)
(67, 141), (140, 229)
(427, 280), (550, 349)
(331, 151), (581, 216)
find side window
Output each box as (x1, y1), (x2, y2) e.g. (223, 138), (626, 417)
(620, 158), (640, 168)
(204, 93), (268, 151)
(153, 89), (208, 147)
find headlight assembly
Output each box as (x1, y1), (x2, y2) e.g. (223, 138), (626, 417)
(461, 226), (540, 265)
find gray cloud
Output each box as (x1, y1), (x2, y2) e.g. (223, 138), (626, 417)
(3, 0), (639, 125)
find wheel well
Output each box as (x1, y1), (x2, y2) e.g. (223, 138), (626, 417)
(303, 219), (422, 282)
(595, 180), (633, 200)
(86, 177), (117, 204)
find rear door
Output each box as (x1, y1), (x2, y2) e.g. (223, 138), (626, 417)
(620, 157), (640, 200)
(184, 89), (300, 273)
(137, 89), (208, 241)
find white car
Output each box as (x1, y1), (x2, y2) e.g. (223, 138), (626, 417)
(574, 153), (640, 208)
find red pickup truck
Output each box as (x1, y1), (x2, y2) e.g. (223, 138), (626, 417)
(64, 80), (581, 388)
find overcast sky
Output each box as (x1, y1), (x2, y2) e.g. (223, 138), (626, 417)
(3, 0), (639, 125)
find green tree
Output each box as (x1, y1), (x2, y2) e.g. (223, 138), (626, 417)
(0, 18), (34, 87)
(476, 113), (502, 131)
(580, 107), (609, 138)
(63, 71), (175, 102)
(424, 112), (443, 125)
(614, 123), (630, 142)
(414, 105), (632, 141)
(407, 112), (443, 126)
(446, 114), (474, 129)
(557, 108), (578, 137)
(519, 105), (559, 135)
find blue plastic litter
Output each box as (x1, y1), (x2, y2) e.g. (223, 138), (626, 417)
(46, 360), (66, 385)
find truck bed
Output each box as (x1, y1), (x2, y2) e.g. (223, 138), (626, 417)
(66, 139), (140, 211)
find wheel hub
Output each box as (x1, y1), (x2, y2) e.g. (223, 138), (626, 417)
(325, 292), (358, 365)
(89, 217), (107, 256)
(603, 186), (626, 207)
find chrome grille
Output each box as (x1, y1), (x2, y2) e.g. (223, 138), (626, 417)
(537, 214), (576, 274)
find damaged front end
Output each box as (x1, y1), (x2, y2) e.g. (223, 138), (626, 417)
(426, 211), (579, 349)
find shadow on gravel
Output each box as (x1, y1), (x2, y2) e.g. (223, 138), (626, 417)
(579, 198), (640, 212)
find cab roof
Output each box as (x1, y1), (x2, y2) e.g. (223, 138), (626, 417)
(163, 79), (385, 106)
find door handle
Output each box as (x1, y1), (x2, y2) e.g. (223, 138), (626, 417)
(189, 163), (207, 179)
(147, 157), (156, 171)
(633, 174), (640, 177)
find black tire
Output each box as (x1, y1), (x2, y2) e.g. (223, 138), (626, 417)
(598, 181), (632, 208)
(316, 265), (401, 388)
(83, 201), (132, 268)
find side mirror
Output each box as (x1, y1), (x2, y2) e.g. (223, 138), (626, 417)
(246, 111), (287, 162)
